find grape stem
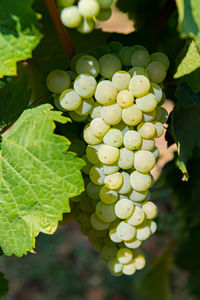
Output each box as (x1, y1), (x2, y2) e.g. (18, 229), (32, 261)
(44, 0), (76, 60)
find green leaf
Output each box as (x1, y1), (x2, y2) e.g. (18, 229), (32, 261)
(0, 271), (8, 298)
(0, 0), (42, 77)
(0, 74), (30, 131)
(175, 0), (200, 51)
(0, 104), (84, 257)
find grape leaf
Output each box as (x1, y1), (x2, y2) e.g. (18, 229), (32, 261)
(175, 0), (200, 51)
(0, 74), (30, 131)
(0, 271), (8, 298)
(0, 104), (85, 257)
(0, 0), (42, 77)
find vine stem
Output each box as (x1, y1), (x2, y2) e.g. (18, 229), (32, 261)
(44, 0), (76, 60)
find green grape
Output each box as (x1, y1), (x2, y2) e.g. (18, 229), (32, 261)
(129, 189), (148, 202)
(88, 228), (107, 240)
(58, 0), (75, 7)
(136, 93), (157, 113)
(116, 221), (136, 241)
(61, 6), (82, 28)
(142, 110), (156, 122)
(101, 104), (122, 125)
(134, 150), (156, 173)
(128, 66), (149, 78)
(77, 17), (95, 34)
(109, 228), (122, 243)
(137, 122), (156, 139)
(157, 107), (168, 124)
(66, 70), (77, 81)
(81, 154), (93, 174)
(100, 245), (118, 261)
(108, 41), (123, 53)
(107, 258), (123, 274)
(90, 117), (110, 137)
(96, 201), (116, 223)
(130, 44), (148, 54)
(95, 80), (117, 105)
(90, 212), (110, 230)
(129, 75), (150, 97)
(103, 128), (123, 148)
(78, 0), (100, 17)
(86, 182), (101, 200)
(99, 186), (118, 204)
(59, 89), (82, 110)
(69, 111), (88, 122)
(122, 260), (136, 275)
(99, 54), (122, 79)
(76, 55), (100, 77)
(96, 8), (112, 21)
(140, 139), (155, 151)
(130, 171), (151, 192)
(105, 172), (123, 190)
(70, 53), (85, 71)
(123, 130), (142, 150)
(117, 247), (133, 264)
(153, 121), (164, 138)
(118, 148), (134, 169)
(117, 172), (132, 194)
(98, 144), (120, 165)
(131, 49), (150, 68)
(112, 71), (131, 90)
(89, 165), (105, 185)
(151, 146), (159, 160)
(148, 220), (157, 234)
(74, 74), (97, 98)
(119, 46), (134, 66)
(79, 194), (94, 213)
(124, 238), (142, 249)
(122, 105), (143, 126)
(90, 103), (102, 119)
(115, 199), (134, 219)
(117, 90), (134, 108)
(77, 212), (91, 228)
(150, 82), (163, 103)
(75, 97), (94, 115)
(136, 222), (151, 241)
(114, 122), (132, 134)
(134, 253), (146, 270)
(46, 70), (71, 93)
(101, 163), (119, 175)
(127, 206), (145, 226)
(146, 61), (167, 83)
(97, 0), (114, 9)
(92, 238), (105, 251)
(86, 144), (102, 164)
(54, 94), (66, 112)
(83, 125), (102, 145)
(142, 201), (158, 219)
(150, 52), (170, 70)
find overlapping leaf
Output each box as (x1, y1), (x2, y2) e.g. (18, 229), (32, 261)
(0, 104), (84, 257)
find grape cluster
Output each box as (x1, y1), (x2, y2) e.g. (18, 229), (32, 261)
(46, 42), (169, 276)
(58, 0), (114, 34)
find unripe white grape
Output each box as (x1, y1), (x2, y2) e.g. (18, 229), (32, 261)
(58, 0), (75, 7)
(70, 53), (84, 71)
(122, 105), (143, 126)
(122, 260), (136, 275)
(151, 146), (159, 160)
(119, 46), (134, 66)
(103, 128), (123, 147)
(158, 107), (168, 124)
(90, 212), (110, 230)
(82, 155), (93, 174)
(127, 206), (145, 226)
(129, 75), (150, 97)
(142, 201), (158, 219)
(86, 144), (102, 165)
(123, 130), (142, 150)
(116, 221), (136, 241)
(92, 238), (105, 252)
(74, 74), (97, 98)
(101, 163), (119, 175)
(136, 222), (151, 240)
(137, 122), (156, 139)
(150, 52), (170, 70)
(75, 97), (94, 116)
(90, 117), (110, 137)
(77, 18), (95, 34)
(90, 103), (102, 119)
(142, 110), (156, 122)
(97, 144), (120, 165)
(159, 91), (166, 106)
(146, 61), (167, 83)
(78, 0), (100, 17)
(131, 49), (151, 68)
(107, 258), (123, 274)
(129, 189), (148, 202)
(97, 0), (114, 9)
(83, 125), (102, 145)
(101, 245), (118, 261)
(105, 172), (123, 190)
(109, 228), (123, 243)
(99, 54), (122, 79)
(128, 66), (149, 78)
(101, 104), (122, 125)
(130, 171), (151, 192)
(77, 212), (91, 228)
(117, 90), (134, 108)
(150, 82), (163, 103)
(117, 248), (133, 264)
(140, 139), (155, 151)
(134, 254), (146, 270)
(148, 220), (157, 234)
(115, 199), (134, 219)
(118, 148), (134, 169)
(46, 70), (70, 93)
(112, 71), (131, 90)
(86, 182), (101, 200)
(124, 238), (142, 249)
(89, 165), (105, 185)
(153, 121), (164, 138)
(99, 186), (118, 204)
(95, 80), (117, 105)
(96, 8), (112, 21)
(117, 172), (132, 194)
(96, 201), (116, 222)
(79, 194), (94, 214)
(76, 55), (100, 77)
(136, 93), (157, 112)
(134, 150), (156, 173)
(59, 89), (82, 111)
(61, 6), (82, 28)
